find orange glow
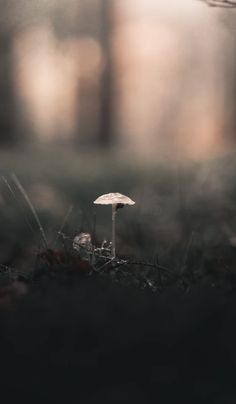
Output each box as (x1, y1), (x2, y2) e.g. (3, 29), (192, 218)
(113, 0), (232, 161)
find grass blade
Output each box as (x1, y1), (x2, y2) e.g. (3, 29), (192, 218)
(11, 174), (48, 249)
(1, 175), (36, 236)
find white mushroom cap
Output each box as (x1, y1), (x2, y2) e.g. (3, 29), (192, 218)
(93, 192), (135, 205)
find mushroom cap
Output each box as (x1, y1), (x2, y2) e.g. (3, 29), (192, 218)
(93, 192), (135, 205)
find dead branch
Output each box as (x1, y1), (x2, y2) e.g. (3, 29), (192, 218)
(197, 0), (236, 7)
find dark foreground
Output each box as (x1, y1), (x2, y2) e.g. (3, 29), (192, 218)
(0, 274), (236, 404)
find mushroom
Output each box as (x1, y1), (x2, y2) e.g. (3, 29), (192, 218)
(73, 232), (92, 252)
(73, 232), (92, 260)
(93, 193), (135, 258)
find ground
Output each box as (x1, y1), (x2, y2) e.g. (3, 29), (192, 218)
(0, 146), (236, 403)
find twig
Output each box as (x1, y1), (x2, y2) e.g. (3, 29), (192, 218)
(122, 261), (172, 274)
(197, 0), (236, 7)
(95, 257), (115, 271)
(53, 204), (73, 246)
(180, 231), (195, 273)
(92, 210), (97, 246)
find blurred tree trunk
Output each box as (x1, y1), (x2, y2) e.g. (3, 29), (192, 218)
(218, 12), (236, 144)
(0, 31), (16, 145)
(99, 0), (114, 147)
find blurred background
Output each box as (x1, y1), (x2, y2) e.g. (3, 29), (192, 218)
(0, 0), (236, 272)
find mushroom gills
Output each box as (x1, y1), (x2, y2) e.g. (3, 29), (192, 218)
(115, 203), (125, 211)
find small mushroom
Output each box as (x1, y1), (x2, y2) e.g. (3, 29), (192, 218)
(93, 193), (135, 258)
(73, 232), (92, 260)
(73, 232), (92, 252)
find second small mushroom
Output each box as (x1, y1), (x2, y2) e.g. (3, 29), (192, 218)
(93, 192), (135, 258)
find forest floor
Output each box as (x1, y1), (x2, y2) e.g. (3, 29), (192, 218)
(0, 146), (236, 403)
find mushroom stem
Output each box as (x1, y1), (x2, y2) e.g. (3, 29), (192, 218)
(112, 204), (116, 258)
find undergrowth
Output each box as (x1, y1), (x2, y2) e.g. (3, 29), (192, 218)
(1, 171), (236, 302)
